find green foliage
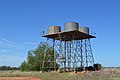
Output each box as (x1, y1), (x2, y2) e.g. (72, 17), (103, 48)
(87, 66), (95, 71)
(43, 46), (54, 71)
(0, 65), (19, 70)
(20, 60), (28, 71)
(94, 63), (102, 70)
(20, 42), (58, 71)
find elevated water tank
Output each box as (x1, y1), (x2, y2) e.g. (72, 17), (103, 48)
(64, 22), (79, 31)
(79, 27), (89, 34)
(48, 26), (61, 34)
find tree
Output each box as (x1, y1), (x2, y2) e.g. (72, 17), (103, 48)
(93, 63), (102, 70)
(20, 42), (58, 71)
(42, 45), (54, 71)
(27, 50), (36, 71)
(20, 60), (28, 71)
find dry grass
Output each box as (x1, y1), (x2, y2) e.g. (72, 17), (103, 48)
(0, 68), (120, 80)
(0, 77), (41, 80)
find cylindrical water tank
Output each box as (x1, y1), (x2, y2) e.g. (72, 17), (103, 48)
(79, 27), (89, 34)
(48, 26), (61, 34)
(64, 22), (79, 31)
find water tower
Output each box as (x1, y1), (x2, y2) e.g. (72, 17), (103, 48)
(42, 22), (95, 72)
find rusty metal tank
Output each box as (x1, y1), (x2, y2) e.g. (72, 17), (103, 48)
(79, 27), (89, 34)
(64, 22), (79, 31)
(48, 26), (61, 34)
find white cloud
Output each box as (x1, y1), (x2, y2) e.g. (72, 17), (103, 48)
(0, 37), (11, 43)
(0, 54), (25, 67)
(0, 37), (27, 52)
(0, 49), (9, 53)
(0, 37), (28, 66)
(24, 42), (38, 45)
(0, 37), (37, 66)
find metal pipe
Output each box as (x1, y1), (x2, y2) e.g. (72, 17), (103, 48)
(64, 41), (66, 72)
(85, 39), (88, 67)
(80, 40), (83, 68)
(53, 39), (56, 71)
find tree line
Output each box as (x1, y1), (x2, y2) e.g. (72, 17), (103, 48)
(0, 65), (20, 70)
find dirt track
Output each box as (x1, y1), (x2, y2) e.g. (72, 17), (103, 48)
(0, 77), (42, 80)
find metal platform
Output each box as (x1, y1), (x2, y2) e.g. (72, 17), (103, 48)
(42, 30), (96, 41)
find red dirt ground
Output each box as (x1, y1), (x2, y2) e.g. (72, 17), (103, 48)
(0, 77), (42, 80)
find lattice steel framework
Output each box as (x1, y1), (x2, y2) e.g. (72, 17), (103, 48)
(42, 31), (95, 72)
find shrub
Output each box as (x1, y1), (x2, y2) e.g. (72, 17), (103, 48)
(94, 63), (102, 70)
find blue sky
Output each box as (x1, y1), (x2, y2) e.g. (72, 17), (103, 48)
(0, 0), (120, 67)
